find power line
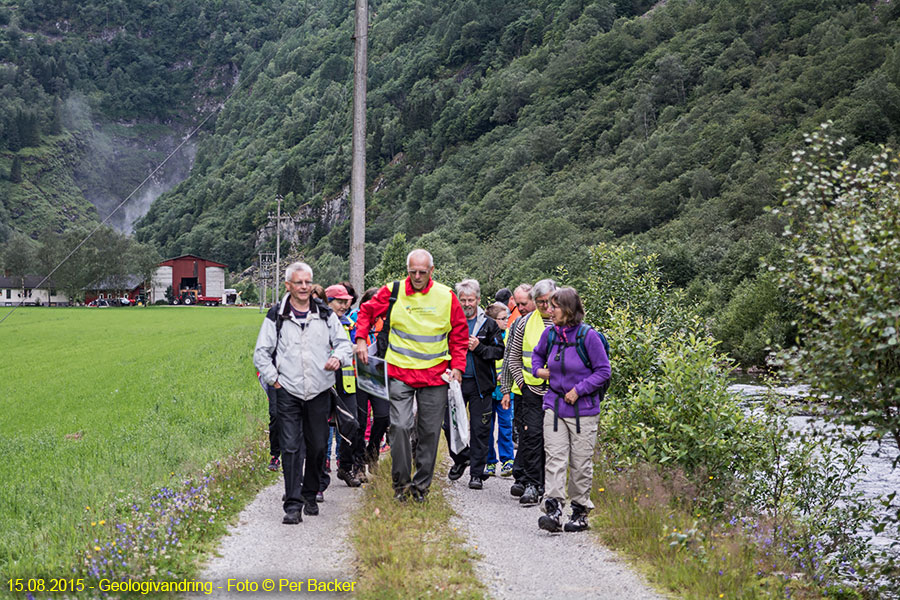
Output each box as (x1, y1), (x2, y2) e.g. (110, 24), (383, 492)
(1, 29), (289, 325)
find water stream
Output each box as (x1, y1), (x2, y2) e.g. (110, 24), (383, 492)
(729, 382), (900, 550)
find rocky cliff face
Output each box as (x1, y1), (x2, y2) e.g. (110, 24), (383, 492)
(255, 185), (350, 250)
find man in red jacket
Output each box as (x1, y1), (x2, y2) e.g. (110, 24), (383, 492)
(355, 249), (468, 502)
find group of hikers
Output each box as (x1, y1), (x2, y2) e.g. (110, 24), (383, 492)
(252, 249), (611, 533)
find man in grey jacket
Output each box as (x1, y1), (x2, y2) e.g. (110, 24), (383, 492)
(253, 262), (353, 524)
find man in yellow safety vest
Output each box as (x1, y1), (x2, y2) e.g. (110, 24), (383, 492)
(354, 249), (469, 502)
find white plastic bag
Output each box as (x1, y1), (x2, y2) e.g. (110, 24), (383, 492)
(447, 379), (470, 454)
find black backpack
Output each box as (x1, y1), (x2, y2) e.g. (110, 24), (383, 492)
(545, 322), (611, 434)
(373, 281), (400, 358)
(545, 322), (610, 369)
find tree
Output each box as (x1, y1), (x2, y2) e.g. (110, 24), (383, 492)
(2, 233), (36, 299)
(124, 240), (162, 296)
(372, 232), (410, 287)
(771, 123), (900, 453)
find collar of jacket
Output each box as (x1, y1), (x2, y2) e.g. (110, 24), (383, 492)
(278, 293), (323, 320)
(473, 306), (487, 336)
(404, 277), (434, 296)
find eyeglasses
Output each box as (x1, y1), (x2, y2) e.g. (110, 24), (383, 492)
(408, 269), (430, 276)
(535, 298), (550, 306)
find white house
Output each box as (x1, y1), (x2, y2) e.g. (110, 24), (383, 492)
(0, 275), (69, 306)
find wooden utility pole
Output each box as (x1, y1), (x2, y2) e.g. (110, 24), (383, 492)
(349, 0), (367, 296)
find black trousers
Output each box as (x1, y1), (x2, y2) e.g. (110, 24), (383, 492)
(267, 386), (280, 458)
(336, 390), (358, 472)
(442, 378), (493, 479)
(511, 387), (545, 488)
(351, 388), (390, 467)
(321, 388), (361, 490)
(278, 387), (330, 512)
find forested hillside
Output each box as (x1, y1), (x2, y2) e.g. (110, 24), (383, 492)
(4, 0), (900, 363)
(135, 0), (900, 361)
(0, 0), (294, 234)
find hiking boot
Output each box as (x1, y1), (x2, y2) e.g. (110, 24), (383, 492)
(303, 500), (319, 516)
(519, 484), (540, 506)
(268, 456), (280, 472)
(325, 458), (331, 473)
(282, 510), (302, 525)
(448, 461), (468, 481)
(410, 488), (427, 503)
(510, 481), (525, 497)
(468, 477), (484, 490)
(484, 463), (496, 477)
(353, 465), (368, 484)
(337, 468), (362, 488)
(538, 498), (563, 532)
(500, 460), (514, 477)
(315, 492), (325, 503)
(564, 502), (591, 532)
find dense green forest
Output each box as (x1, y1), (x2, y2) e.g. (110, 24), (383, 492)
(3, 0), (900, 363)
(0, 0), (294, 234)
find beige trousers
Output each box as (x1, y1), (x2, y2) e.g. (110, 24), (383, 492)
(542, 410), (599, 509)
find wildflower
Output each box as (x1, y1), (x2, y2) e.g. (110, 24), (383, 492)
(598, 488), (605, 492)
(85, 506), (91, 511)
(94, 546), (101, 552)
(91, 522), (97, 526)
(99, 520), (105, 525)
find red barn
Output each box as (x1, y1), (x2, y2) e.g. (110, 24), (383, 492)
(150, 255), (227, 304)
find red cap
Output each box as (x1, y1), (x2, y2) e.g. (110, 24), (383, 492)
(325, 284), (352, 300)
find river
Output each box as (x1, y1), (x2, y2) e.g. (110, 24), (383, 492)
(729, 382), (900, 550)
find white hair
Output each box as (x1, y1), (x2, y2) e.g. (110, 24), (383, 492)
(455, 279), (481, 298)
(514, 283), (533, 296)
(285, 261), (313, 282)
(531, 278), (557, 300)
(406, 248), (434, 268)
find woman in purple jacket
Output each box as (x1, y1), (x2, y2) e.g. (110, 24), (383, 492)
(531, 287), (611, 533)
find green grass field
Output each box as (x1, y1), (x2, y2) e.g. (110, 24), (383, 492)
(0, 307), (270, 585)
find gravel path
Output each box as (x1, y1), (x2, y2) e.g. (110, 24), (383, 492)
(191, 477), (361, 599)
(445, 465), (668, 600)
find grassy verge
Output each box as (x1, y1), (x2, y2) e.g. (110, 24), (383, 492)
(590, 465), (841, 600)
(0, 307), (275, 596)
(351, 451), (486, 599)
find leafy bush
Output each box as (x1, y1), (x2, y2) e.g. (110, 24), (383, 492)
(739, 394), (873, 591)
(582, 242), (673, 331)
(599, 308), (764, 499)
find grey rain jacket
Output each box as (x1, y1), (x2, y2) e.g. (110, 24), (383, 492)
(253, 293), (353, 400)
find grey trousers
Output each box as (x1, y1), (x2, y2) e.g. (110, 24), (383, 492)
(388, 378), (448, 495)
(543, 410), (599, 509)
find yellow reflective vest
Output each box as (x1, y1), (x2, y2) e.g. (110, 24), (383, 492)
(521, 311), (549, 386)
(386, 281), (453, 369)
(339, 320), (356, 394)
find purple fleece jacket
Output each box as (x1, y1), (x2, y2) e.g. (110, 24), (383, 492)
(531, 323), (611, 418)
